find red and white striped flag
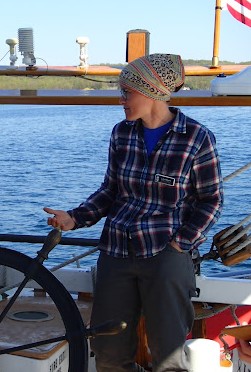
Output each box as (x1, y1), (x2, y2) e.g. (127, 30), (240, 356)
(226, 0), (251, 27)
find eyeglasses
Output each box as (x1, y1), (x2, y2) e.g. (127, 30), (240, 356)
(120, 89), (129, 100)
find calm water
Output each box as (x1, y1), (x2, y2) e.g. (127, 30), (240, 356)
(0, 104), (250, 276)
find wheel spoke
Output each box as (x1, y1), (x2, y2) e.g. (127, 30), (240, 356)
(0, 335), (66, 355)
(0, 278), (28, 323)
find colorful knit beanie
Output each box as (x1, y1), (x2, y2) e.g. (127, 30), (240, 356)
(119, 53), (185, 101)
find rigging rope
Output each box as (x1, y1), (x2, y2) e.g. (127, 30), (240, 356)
(223, 161), (251, 183)
(217, 161), (251, 247)
(220, 215), (251, 241)
(223, 222), (251, 247)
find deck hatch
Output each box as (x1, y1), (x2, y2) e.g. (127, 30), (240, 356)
(7, 310), (54, 322)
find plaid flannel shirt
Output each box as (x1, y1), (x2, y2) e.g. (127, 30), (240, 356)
(68, 107), (224, 257)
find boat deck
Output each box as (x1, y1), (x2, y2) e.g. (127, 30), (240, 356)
(0, 295), (92, 359)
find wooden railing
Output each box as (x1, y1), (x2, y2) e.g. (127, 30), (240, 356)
(0, 89), (251, 106)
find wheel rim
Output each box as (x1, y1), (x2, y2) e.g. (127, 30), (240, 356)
(0, 247), (88, 372)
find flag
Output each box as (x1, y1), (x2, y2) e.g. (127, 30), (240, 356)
(226, 0), (251, 27)
(221, 0), (228, 10)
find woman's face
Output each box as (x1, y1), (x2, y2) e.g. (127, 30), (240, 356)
(119, 87), (154, 122)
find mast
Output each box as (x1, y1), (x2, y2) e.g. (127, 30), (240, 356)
(211, 0), (222, 67)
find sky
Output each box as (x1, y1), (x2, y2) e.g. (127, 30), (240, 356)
(0, 0), (250, 67)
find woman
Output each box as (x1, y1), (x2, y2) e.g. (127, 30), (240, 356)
(238, 339), (251, 364)
(44, 53), (224, 371)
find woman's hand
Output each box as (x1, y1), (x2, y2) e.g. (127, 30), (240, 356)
(170, 239), (183, 252)
(43, 207), (76, 231)
(237, 338), (251, 364)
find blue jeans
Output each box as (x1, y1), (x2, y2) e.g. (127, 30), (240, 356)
(90, 244), (196, 372)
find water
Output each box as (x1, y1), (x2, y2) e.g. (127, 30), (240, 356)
(0, 104), (250, 276)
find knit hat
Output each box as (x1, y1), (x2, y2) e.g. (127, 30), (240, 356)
(119, 53), (185, 101)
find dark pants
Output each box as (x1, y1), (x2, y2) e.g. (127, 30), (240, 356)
(90, 244), (196, 372)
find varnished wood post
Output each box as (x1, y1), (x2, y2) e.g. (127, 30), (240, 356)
(126, 29), (150, 63)
(191, 318), (207, 338)
(211, 0), (222, 67)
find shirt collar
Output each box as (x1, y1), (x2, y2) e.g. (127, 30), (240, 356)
(124, 108), (187, 134)
(169, 107), (187, 134)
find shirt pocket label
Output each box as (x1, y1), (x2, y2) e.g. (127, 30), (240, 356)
(155, 174), (175, 186)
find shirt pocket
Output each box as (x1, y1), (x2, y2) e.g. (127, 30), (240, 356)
(152, 172), (192, 213)
(153, 173), (186, 211)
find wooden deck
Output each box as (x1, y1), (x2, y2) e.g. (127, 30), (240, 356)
(0, 295), (92, 359)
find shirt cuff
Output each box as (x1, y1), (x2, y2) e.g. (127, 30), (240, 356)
(67, 210), (85, 230)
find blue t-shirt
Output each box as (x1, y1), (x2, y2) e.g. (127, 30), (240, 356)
(143, 120), (173, 156)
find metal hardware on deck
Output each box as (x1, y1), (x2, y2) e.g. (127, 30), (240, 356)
(85, 320), (127, 338)
(212, 214), (251, 266)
